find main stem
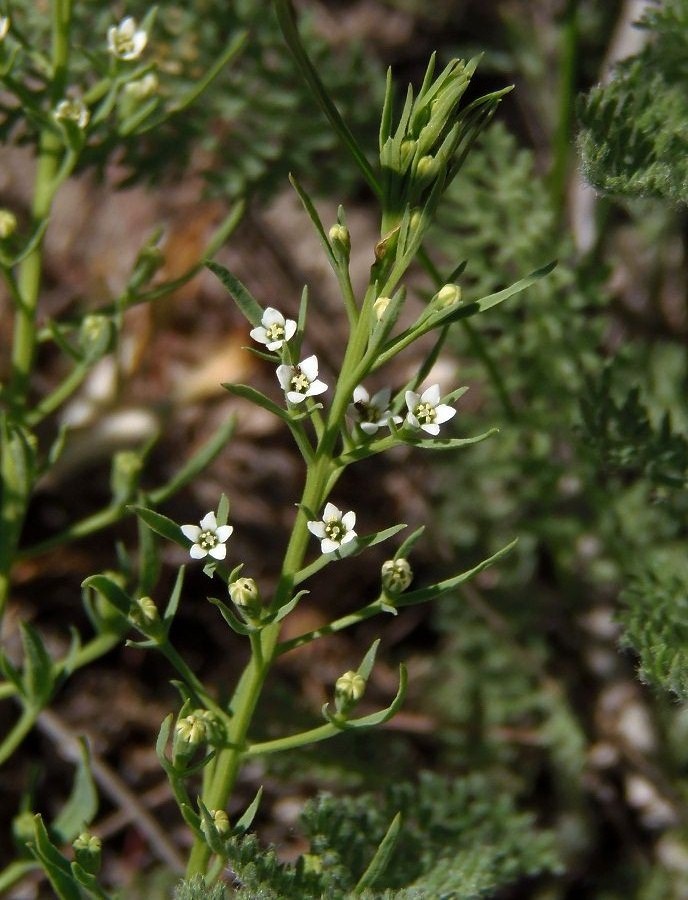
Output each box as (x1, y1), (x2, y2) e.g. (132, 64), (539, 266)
(186, 456), (333, 878)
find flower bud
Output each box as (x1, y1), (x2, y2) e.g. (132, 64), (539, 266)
(328, 223), (350, 256)
(79, 314), (113, 361)
(54, 96), (90, 129)
(335, 670), (366, 714)
(0, 209), (17, 239)
(73, 832), (102, 875)
(400, 138), (417, 170)
(12, 811), (35, 847)
(373, 296), (391, 321)
(415, 155), (437, 182)
(381, 558), (413, 596)
(433, 283), (462, 310)
(209, 809), (230, 835)
(110, 450), (143, 503)
(131, 595), (158, 626)
(175, 712), (207, 746)
(124, 73), (158, 101)
(229, 577), (262, 620)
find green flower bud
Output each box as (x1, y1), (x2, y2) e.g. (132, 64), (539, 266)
(132, 595), (158, 626)
(175, 712), (207, 745)
(110, 450), (143, 503)
(433, 283), (462, 310)
(400, 138), (417, 170)
(79, 314), (113, 360)
(328, 223), (350, 256)
(209, 809), (230, 835)
(12, 811), (35, 847)
(229, 577), (263, 621)
(335, 670), (366, 714)
(381, 558), (413, 596)
(73, 832), (102, 875)
(373, 296), (391, 321)
(0, 209), (17, 239)
(415, 155), (437, 182)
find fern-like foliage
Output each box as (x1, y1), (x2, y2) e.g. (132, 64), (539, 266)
(175, 874), (227, 900)
(210, 773), (560, 899)
(578, 0), (688, 202)
(579, 367), (688, 490)
(621, 556), (688, 699)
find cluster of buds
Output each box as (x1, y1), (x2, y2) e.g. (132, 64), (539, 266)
(73, 833), (102, 875)
(229, 577), (265, 624)
(173, 709), (220, 763)
(334, 670), (367, 716)
(381, 558), (413, 597)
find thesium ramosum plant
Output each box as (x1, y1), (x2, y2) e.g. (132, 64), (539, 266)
(0, 2), (558, 896)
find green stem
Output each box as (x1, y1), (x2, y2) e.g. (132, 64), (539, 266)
(0, 704), (40, 765)
(549, 0), (579, 219)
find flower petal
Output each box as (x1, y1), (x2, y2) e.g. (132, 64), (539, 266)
(200, 511), (217, 531)
(262, 307), (283, 326)
(406, 411), (421, 429)
(308, 520), (326, 538)
(342, 511), (356, 530)
(360, 421), (379, 435)
(216, 525), (234, 542)
(323, 502), (341, 521)
(353, 385), (369, 404)
(276, 364), (292, 391)
(420, 422), (440, 436)
(266, 338), (284, 351)
(181, 524), (201, 541)
(340, 530), (357, 545)
(371, 387), (391, 408)
(299, 355), (319, 381)
(306, 379), (327, 397)
(421, 384), (441, 406)
(434, 404), (456, 425)
(189, 544), (207, 559)
(284, 319), (297, 341)
(209, 543), (227, 560)
(287, 391), (307, 403)
(321, 538), (340, 554)
(250, 326), (268, 344)
(405, 390), (420, 412)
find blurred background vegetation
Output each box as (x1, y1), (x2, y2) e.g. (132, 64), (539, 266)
(2, 0), (688, 897)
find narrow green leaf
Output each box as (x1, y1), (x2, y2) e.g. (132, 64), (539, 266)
(52, 740), (98, 844)
(70, 863), (111, 899)
(81, 575), (132, 617)
(28, 815), (81, 900)
(324, 664), (407, 730)
(198, 800), (228, 856)
(130, 506), (186, 547)
(222, 383), (292, 424)
(395, 525), (425, 560)
(404, 427), (498, 450)
(357, 639), (380, 681)
(355, 812), (402, 893)
(379, 67), (394, 151)
(20, 623), (54, 707)
(233, 786), (263, 834)
(205, 261), (263, 327)
(163, 567), (185, 629)
(397, 539), (518, 607)
(294, 524), (407, 586)
(155, 715), (173, 767)
(272, 590), (309, 624)
(207, 597), (254, 635)
(288, 174), (337, 268)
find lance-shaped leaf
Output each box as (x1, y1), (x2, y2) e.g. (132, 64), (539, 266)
(205, 261), (263, 327)
(233, 786), (263, 835)
(354, 812), (402, 893)
(52, 740), (98, 844)
(163, 567), (185, 630)
(20, 623), (55, 708)
(81, 575), (132, 617)
(402, 428), (498, 451)
(396, 539), (517, 607)
(295, 524), (407, 586)
(395, 525), (425, 561)
(28, 815), (81, 900)
(130, 506), (186, 548)
(69, 863), (111, 900)
(198, 800), (229, 856)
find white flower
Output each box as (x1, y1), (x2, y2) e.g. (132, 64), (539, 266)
(307, 502), (357, 554)
(250, 307), (297, 352)
(405, 384), (456, 436)
(276, 354), (327, 404)
(181, 511), (233, 560)
(0, 16), (10, 40)
(349, 385), (403, 436)
(107, 16), (147, 61)
(124, 72), (158, 100)
(54, 96), (90, 129)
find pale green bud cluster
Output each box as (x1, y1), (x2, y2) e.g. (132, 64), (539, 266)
(432, 283), (462, 310)
(132, 595), (158, 626)
(328, 223), (350, 254)
(229, 576), (264, 623)
(0, 209), (17, 239)
(335, 670), (366, 715)
(209, 809), (230, 835)
(73, 832), (102, 875)
(175, 711), (207, 745)
(381, 558), (413, 595)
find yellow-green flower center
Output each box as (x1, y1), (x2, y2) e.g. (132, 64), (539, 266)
(291, 370), (310, 393)
(198, 529), (218, 550)
(325, 521), (344, 541)
(415, 402), (436, 424)
(265, 323), (285, 342)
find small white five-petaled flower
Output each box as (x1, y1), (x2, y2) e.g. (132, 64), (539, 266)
(181, 511), (233, 560)
(405, 384), (456, 436)
(107, 16), (147, 61)
(250, 307), (297, 352)
(349, 385), (403, 435)
(277, 354), (327, 404)
(308, 503), (357, 554)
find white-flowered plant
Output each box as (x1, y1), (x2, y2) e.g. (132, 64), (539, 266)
(308, 503), (357, 554)
(181, 511), (233, 560)
(349, 385), (403, 435)
(107, 16), (147, 61)
(277, 354), (327, 403)
(405, 384), (457, 436)
(124, 73), (159, 100)
(54, 96), (90, 129)
(250, 307), (297, 351)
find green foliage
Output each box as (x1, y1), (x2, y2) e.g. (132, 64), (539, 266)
(175, 874), (227, 900)
(578, 0), (688, 202)
(221, 774), (560, 899)
(620, 555), (688, 698)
